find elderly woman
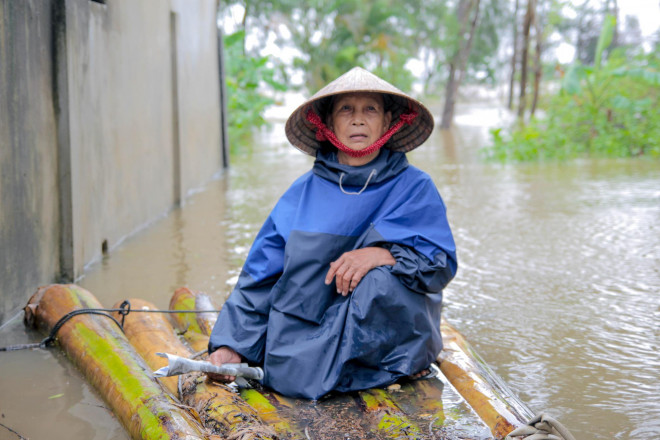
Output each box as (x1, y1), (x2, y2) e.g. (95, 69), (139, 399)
(208, 67), (457, 400)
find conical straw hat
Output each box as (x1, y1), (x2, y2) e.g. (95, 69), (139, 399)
(285, 67), (434, 156)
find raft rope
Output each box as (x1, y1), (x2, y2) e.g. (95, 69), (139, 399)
(0, 300), (221, 352)
(508, 413), (577, 440)
(0, 421), (27, 440)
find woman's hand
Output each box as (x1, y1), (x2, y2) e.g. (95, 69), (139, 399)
(207, 346), (242, 383)
(325, 247), (396, 296)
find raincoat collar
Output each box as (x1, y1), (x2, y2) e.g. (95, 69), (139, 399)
(312, 148), (409, 188)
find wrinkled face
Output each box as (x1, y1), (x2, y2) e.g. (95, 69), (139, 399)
(329, 92), (392, 153)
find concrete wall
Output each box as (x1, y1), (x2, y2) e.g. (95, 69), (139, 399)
(0, 1), (62, 326)
(0, 0), (227, 325)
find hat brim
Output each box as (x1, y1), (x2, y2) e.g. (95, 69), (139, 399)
(285, 68), (434, 156)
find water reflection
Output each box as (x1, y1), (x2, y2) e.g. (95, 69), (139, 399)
(417, 107), (660, 439)
(0, 341), (128, 439)
(0, 103), (658, 440)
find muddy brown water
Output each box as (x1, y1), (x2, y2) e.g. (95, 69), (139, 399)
(1, 103), (659, 439)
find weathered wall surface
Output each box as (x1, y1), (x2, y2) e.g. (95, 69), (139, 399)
(0, 1), (62, 326)
(0, 0), (226, 325)
(64, 0), (223, 276)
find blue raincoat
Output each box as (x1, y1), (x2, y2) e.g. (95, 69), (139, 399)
(209, 149), (457, 399)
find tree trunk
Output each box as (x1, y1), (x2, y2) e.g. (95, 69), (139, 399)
(574, 0), (590, 64)
(23, 285), (210, 440)
(422, 49), (435, 95)
(440, 319), (534, 439)
(530, 12), (543, 116)
(169, 286), (218, 336)
(440, 0), (482, 129)
(507, 0), (520, 110)
(517, 0), (535, 120)
(457, 2), (481, 87)
(441, 64), (460, 130)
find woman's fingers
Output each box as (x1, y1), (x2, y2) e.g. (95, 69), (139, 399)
(338, 266), (357, 295)
(349, 267), (369, 291)
(325, 259), (341, 285)
(326, 256), (366, 295)
(330, 259), (349, 294)
(325, 248), (395, 295)
(208, 372), (236, 382)
(207, 347), (241, 383)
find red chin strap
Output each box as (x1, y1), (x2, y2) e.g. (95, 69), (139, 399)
(306, 109), (418, 158)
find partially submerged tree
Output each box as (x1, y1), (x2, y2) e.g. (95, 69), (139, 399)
(517, 0), (535, 118)
(488, 14), (660, 161)
(507, 0), (521, 110)
(440, 0), (482, 129)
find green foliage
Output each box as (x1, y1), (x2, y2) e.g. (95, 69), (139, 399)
(486, 17), (660, 162)
(219, 0), (508, 95)
(465, 0), (508, 85)
(594, 15), (616, 69)
(223, 30), (286, 154)
(285, 0), (417, 92)
(217, 0), (513, 148)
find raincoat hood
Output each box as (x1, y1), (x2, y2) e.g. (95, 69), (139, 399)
(312, 148), (409, 188)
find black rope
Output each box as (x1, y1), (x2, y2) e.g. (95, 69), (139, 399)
(0, 421), (28, 440)
(118, 300), (131, 327)
(0, 300), (221, 352)
(39, 309), (125, 348)
(0, 343), (41, 352)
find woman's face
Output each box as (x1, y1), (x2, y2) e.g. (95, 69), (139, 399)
(329, 93), (392, 165)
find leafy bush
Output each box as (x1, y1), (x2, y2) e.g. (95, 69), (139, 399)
(485, 17), (660, 162)
(223, 30), (286, 154)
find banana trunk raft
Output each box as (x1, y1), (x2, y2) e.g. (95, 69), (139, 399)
(24, 285), (533, 440)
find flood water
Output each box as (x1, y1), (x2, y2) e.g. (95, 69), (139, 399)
(1, 102), (659, 440)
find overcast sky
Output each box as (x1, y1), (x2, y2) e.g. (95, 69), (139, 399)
(618, 0), (659, 37)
